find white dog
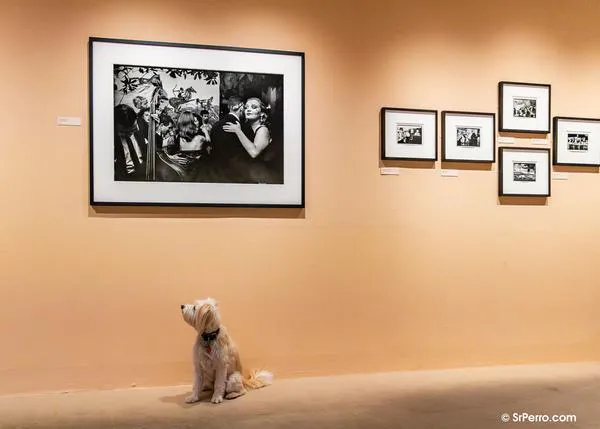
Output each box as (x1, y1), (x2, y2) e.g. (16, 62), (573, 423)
(180, 297), (273, 404)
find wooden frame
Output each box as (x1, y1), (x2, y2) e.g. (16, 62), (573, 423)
(553, 116), (600, 167)
(89, 37), (305, 208)
(380, 107), (438, 161)
(498, 147), (551, 197)
(498, 81), (551, 134)
(441, 110), (496, 163)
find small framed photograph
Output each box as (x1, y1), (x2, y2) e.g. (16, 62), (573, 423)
(441, 111), (495, 162)
(498, 81), (551, 134)
(380, 107), (437, 160)
(89, 37), (305, 207)
(553, 116), (600, 166)
(498, 147), (550, 197)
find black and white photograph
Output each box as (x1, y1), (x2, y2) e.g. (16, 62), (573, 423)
(441, 111), (495, 163)
(396, 124), (423, 145)
(513, 162), (536, 182)
(498, 147), (550, 197)
(90, 38), (305, 207)
(112, 64), (284, 185)
(567, 132), (589, 152)
(512, 97), (537, 118)
(456, 127), (480, 147)
(553, 117), (600, 166)
(498, 82), (550, 133)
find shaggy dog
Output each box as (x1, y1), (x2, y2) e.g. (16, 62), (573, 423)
(180, 297), (273, 404)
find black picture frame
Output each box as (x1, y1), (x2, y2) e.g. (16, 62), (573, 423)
(498, 147), (551, 197)
(498, 81), (551, 134)
(89, 37), (305, 208)
(380, 107), (438, 161)
(441, 110), (496, 163)
(553, 116), (600, 167)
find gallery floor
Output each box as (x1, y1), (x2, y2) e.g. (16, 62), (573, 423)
(1, 361), (599, 428)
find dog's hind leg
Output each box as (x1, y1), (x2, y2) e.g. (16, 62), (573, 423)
(224, 371), (246, 400)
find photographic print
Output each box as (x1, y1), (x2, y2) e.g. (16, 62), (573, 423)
(513, 162), (536, 182)
(396, 124), (423, 145)
(456, 127), (481, 147)
(553, 116), (600, 166)
(513, 97), (537, 118)
(89, 37), (305, 207)
(567, 133), (589, 152)
(499, 81), (550, 133)
(381, 108), (437, 161)
(442, 111), (495, 162)
(112, 64), (283, 184)
(498, 147), (550, 196)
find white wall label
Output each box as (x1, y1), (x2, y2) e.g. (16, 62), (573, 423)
(441, 169), (459, 177)
(551, 172), (569, 180)
(380, 167), (400, 175)
(498, 137), (516, 144)
(57, 117), (82, 126)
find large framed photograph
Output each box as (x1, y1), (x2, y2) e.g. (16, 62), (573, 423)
(441, 111), (495, 163)
(498, 147), (550, 197)
(553, 116), (600, 166)
(498, 81), (551, 134)
(380, 107), (437, 161)
(89, 37), (305, 207)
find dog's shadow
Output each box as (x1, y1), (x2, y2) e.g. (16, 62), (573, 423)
(159, 390), (214, 408)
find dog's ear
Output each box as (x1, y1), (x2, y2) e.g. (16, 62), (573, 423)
(207, 297), (218, 308)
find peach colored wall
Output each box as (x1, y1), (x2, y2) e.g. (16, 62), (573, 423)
(2, 0), (600, 395)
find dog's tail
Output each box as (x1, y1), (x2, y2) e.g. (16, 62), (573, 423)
(243, 369), (274, 390)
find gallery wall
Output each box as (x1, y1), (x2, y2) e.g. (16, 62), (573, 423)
(2, 0), (600, 395)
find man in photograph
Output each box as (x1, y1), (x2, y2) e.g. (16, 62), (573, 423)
(114, 103), (147, 181)
(208, 96), (245, 179)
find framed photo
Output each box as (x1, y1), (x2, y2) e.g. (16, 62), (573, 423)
(441, 111), (495, 162)
(380, 107), (437, 160)
(498, 147), (550, 197)
(89, 37), (305, 207)
(498, 81), (551, 134)
(553, 116), (600, 166)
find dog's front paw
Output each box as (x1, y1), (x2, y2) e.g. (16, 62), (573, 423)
(185, 394), (200, 404)
(211, 394), (224, 404)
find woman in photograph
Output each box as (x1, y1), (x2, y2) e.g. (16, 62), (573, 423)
(222, 97), (280, 183)
(156, 110), (210, 181)
(136, 107), (151, 139)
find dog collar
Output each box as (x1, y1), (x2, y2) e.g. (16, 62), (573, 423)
(201, 327), (220, 344)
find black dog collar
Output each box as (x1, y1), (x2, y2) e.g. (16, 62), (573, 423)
(201, 328), (220, 343)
